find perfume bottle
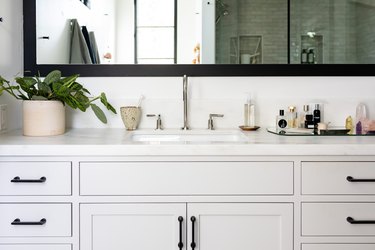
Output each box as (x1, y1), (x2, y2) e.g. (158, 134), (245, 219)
(276, 110), (288, 134)
(287, 106), (297, 128)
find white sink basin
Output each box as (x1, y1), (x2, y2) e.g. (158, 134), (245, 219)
(128, 130), (248, 142)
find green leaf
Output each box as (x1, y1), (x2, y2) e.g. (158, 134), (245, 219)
(69, 82), (84, 92)
(16, 77), (37, 88)
(0, 76), (9, 86)
(52, 82), (70, 97)
(18, 94), (29, 100)
(15, 77), (37, 98)
(74, 91), (90, 105)
(31, 95), (48, 100)
(61, 74), (79, 88)
(64, 95), (78, 109)
(37, 81), (52, 97)
(44, 70), (61, 85)
(90, 104), (107, 124)
(82, 87), (90, 94)
(100, 92), (117, 114)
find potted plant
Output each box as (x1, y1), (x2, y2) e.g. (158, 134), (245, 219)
(0, 70), (116, 136)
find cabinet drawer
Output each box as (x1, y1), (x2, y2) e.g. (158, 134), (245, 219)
(80, 161), (294, 195)
(0, 162), (71, 196)
(0, 245), (71, 250)
(301, 162), (375, 195)
(302, 244), (375, 250)
(0, 204), (71, 237)
(302, 203), (375, 236)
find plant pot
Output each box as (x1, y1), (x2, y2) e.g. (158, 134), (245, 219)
(23, 100), (66, 136)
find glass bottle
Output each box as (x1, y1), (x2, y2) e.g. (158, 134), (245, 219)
(287, 106), (297, 128)
(301, 49), (308, 64)
(307, 49), (315, 64)
(356, 103), (367, 134)
(244, 93), (255, 127)
(276, 110), (288, 134)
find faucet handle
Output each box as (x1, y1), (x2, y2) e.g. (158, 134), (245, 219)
(209, 114), (224, 119)
(147, 114), (163, 130)
(208, 114), (224, 130)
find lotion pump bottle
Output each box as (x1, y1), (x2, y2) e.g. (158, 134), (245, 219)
(244, 93), (255, 127)
(276, 110), (288, 134)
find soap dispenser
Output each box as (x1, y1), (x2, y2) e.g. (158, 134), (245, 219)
(244, 93), (255, 127)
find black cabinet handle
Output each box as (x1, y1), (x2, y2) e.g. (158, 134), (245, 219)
(346, 176), (375, 182)
(190, 216), (196, 250)
(11, 218), (47, 225)
(11, 176), (47, 183)
(178, 216), (184, 250)
(347, 217), (375, 224)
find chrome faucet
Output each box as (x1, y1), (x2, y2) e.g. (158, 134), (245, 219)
(181, 75), (190, 130)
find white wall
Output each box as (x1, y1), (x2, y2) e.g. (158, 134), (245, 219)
(1, 0), (375, 130)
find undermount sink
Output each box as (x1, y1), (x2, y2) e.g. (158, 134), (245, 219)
(128, 130), (248, 142)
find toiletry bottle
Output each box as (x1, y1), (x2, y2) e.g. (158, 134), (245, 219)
(355, 103), (367, 134)
(345, 116), (354, 134)
(299, 105), (309, 128)
(276, 110), (288, 134)
(313, 104), (321, 134)
(301, 49), (308, 64)
(287, 106), (297, 128)
(307, 49), (315, 64)
(244, 93), (255, 127)
(305, 114), (314, 129)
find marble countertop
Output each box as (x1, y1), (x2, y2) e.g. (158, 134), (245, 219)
(0, 128), (374, 156)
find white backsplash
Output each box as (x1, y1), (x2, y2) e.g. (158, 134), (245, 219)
(1, 0), (375, 130)
(64, 76), (375, 129)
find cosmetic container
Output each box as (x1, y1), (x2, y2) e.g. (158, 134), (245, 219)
(276, 110), (288, 134)
(287, 106), (297, 128)
(356, 103), (367, 134)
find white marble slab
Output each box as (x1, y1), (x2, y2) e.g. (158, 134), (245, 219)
(0, 128), (374, 156)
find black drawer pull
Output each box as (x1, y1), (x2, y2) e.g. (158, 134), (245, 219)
(178, 216), (184, 250)
(190, 216), (196, 250)
(346, 176), (375, 182)
(11, 176), (47, 183)
(347, 217), (375, 224)
(11, 218), (47, 226)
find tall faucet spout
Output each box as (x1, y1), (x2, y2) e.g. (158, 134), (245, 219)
(182, 75), (189, 130)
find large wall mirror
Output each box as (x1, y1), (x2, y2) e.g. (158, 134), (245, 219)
(24, 0), (375, 76)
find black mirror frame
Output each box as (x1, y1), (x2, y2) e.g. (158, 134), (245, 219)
(24, 0), (375, 77)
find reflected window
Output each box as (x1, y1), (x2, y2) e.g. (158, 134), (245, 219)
(135, 0), (176, 64)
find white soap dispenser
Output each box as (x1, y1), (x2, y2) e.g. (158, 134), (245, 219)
(244, 93), (255, 127)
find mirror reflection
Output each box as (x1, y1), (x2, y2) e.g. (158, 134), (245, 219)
(290, 0), (375, 64)
(36, 0), (375, 65)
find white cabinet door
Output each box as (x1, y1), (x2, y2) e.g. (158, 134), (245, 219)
(187, 203), (293, 250)
(80, 203), (186, 250)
